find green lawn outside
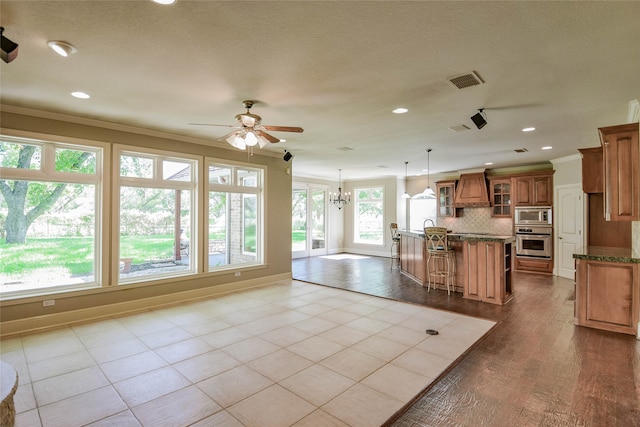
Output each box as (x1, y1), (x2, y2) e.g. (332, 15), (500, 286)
(0, 235), (219, 276)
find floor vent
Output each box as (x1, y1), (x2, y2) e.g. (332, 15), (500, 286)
(448, 71), (484, 89)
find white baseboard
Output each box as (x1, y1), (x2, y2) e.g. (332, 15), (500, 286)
(0, 273), (291, 338)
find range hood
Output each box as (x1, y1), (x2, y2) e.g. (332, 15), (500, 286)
(454, 172), (490, 207)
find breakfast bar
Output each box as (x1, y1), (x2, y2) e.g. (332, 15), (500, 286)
(399, 230), (515, 305)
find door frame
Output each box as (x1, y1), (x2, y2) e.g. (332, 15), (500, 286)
(292, 182), (329, 259)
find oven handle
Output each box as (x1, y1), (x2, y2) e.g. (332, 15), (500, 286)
(516, 234), (551, 238)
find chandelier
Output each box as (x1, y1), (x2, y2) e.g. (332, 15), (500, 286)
(330, 169), (351, 209)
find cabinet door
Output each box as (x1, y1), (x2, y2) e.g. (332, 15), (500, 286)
(489, 179), (511, 217)
(600, 123), (639, 221)
(575, 259), (639, 335)
(532, 176), (552, 205)
(462, 241), (482, 301)
(436, 181), (456, 217)
(514, 177), (532, 206)
(578, 147), (604, 193)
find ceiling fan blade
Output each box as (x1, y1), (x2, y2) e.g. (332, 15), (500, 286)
(262, 125), (304, 133)
(256, 130), (280, 143)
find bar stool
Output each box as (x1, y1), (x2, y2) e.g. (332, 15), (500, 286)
(424, 227), (456, 295)
(389, 223), (401, 269)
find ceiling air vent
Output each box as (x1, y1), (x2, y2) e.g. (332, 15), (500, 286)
(514, 148), (529, 153)
(338, 146), (354, 151)
(448, 124), (471, 132)
(447, 71), (484, 89)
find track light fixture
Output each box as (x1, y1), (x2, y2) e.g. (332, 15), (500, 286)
(283, 150), (293, 162)
(0, 27), (19, 63)
(471, 108), (487, 129)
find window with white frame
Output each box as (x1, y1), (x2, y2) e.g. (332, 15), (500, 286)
(354, 186), (384, 245)
(207, 161), (263, 270)
(115, 147), (198, 283)
(0, 136), (103, 296)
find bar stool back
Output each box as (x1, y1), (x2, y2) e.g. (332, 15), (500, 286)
(424, 227), (456, 294)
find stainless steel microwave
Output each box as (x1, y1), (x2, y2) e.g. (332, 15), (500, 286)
(514, 206), (552, 226)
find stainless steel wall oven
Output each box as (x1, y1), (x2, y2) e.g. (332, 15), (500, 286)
(514, 206), (553, 259)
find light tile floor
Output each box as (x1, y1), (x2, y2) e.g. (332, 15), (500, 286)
(1, 280), (495, 427)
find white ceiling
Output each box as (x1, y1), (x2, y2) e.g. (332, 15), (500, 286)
(1, 1), (639, 181)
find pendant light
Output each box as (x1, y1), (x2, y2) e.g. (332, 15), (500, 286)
(412, 148), (436, 199)
(401, 161), (411, 199)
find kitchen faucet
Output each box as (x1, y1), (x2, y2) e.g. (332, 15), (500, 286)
(423, 219), (435, 228)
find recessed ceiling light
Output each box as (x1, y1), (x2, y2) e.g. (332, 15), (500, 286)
(152, 0), (176, 4)
(392, 108), (408, 114)
(542, 146), (552, 150)
(71, 91), (90, 99)
(47, 40), (77, 57)
(522, 127), (536, 132)
(485, 162), (493, 165)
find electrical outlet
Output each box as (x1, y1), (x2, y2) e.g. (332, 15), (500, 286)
(43, 299), (55, 307)
(234, 272), (241, 277)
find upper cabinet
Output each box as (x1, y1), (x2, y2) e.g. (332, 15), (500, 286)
(578, 147), (604, 193)
(453, 173), (490, 207)
(513, 171), (553, 206)
(599, 123), (639, 221)
(488, 177), (512, 217)
(436, 180), (457, 217)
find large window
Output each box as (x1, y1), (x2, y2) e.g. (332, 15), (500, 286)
(115, 147), (197, 283)
(354, 186), (384, 245)
(207, 161), (263, 270)
(0, 136), (103, 295)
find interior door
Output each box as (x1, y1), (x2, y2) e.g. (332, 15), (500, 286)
(555, 184), (584, 279)
(292, 184), (327, 259)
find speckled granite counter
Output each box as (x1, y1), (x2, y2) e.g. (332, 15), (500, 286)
(399, 230), (514, 244)
(573, 246), (640, 263)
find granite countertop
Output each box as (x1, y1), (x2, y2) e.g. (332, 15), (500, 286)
(399, 230), (515, 243)
(573, 246), (640, 264)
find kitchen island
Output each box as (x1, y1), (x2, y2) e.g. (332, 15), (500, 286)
(399, 230), (515, 305)
(573, 247), (639, 336)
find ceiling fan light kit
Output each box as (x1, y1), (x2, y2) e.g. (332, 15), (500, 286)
(192, 100), (303, 151)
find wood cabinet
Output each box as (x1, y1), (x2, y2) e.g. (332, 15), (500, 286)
(400, 233), (426, 284)
(513, 171), (553, 206)
(575, 258), (639, 336)
(436, 180), (457, 217)
(514, 256), (553, 274)
(462, 240), (513, 305)
(578, 147), (604, 193)
(488, 177), (512, 217)
(599, 123), (639, 221)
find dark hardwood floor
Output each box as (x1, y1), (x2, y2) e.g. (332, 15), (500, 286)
(292, 254), (640, 426)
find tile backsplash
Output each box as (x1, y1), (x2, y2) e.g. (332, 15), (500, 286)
(438, 207), (513, 236)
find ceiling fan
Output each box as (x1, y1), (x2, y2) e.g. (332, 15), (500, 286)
(190, 100), (303, 150)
